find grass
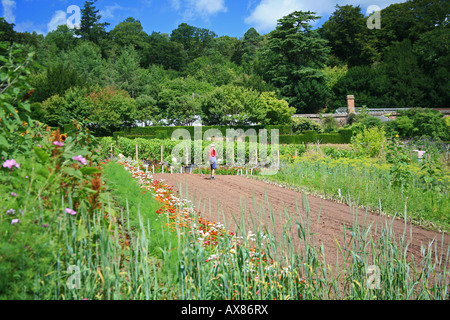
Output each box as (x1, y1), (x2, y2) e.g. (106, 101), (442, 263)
(255, 157), (450, 232)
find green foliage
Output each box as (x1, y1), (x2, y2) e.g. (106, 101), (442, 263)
(75, 0), (109, 45)
(259, 91), (295, 125)
(351, 126), (387, 158)
(0, 43), (37, 159)
(263, 11), (331, 113)
(321, 116), (339, 133)
(319, 4), (378, 67)
(390, 108), (448, 140)
(386, 135), (412, 188)
(292, 117), (322, 134)
(170, 23), (217, 60)
(332, 65), (388, 109)
(200, 85), (262, 126)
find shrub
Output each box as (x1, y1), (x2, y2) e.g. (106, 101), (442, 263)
(351, 126), (387, 158)
(292, 117), (322, 134)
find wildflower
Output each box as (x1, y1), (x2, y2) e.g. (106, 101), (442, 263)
(6, 208), (15, 215)
(65, 208), (77, 216)
(72, 155), (87, 166)
(53, 141), (64, 147)
(10, 192), (17, 197)
(11, 219), (20, 225)
(2, 159), (20, 169)
(60, 134), (68, 142)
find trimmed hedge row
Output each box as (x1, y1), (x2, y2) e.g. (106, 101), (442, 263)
(279, 129), (353, 144)
(113, 125), (293, 140)
(112, 126), (352, 145)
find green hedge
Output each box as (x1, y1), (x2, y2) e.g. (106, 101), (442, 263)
(279, 128), (353, 144)
(113, 125), (292, 141)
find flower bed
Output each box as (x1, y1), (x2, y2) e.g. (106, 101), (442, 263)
(117, 157), (309, 300)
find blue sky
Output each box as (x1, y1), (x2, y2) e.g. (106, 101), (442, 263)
(3, 0), (405, 38)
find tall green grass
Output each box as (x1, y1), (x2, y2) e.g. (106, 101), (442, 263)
(257, 158), (450, 232)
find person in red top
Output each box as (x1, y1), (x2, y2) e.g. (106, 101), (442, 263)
(209, 144), (217, 180)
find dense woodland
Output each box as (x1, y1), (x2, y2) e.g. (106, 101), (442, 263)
(1, 0), (449, 135)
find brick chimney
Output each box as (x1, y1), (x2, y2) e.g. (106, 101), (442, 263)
(347, 95), (355, 114)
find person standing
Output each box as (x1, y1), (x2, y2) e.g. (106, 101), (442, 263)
(413, 147), (426, 162)
(209, 144), (217, 180)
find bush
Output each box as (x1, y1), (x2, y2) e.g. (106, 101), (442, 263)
(390, 108), (448, 140)
(351, 126), (387, 158)
(292, 117), (322, 134)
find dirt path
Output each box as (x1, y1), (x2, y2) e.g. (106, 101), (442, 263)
(153, 173), (450, 271)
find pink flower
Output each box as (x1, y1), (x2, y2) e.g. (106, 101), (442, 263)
(11, 219), (20, 225)
(10, 192), (18, 197)
(72, 155), (87, 166)
(65, 208), (77, 216)
(2, 159), (20, 169)
(53, 141), (64, 147)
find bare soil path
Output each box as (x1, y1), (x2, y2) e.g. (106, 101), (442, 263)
(153, 173), (450, 271)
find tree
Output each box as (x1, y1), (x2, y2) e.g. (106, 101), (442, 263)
(29, 63), (86, 103)
(84, 87), (137, 135)
(45, 25), (78, 52)
(200, 85), (263, 126)
(264, 11), (331, 113)
(259, 92), (295, 125)
(76, 0), (109, 45)
(41, 94), (68, 127)
(185, 50), (239, 86)
(373, 0), (450, 54)
(170, 23), (216, 60)
(319, 5), (378, 66)
(413, 28), (450, 107)
(381, 39), (429, 108)
(240, 28), (263, 71)
(110, 46), (144, 98)
(145, 32), (187, 71)
(66, 41), (103, 86)
(109, 17), (149, 58)
(332, 65), (388, 109)
(0, 18), (16, 46)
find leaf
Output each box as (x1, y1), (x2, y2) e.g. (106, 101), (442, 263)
(33, 146), (49, 164)
(0, 135), (10, 148)
(80, 167), (102, 175)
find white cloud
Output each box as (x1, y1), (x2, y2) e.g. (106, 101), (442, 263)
(244, 0), (309, 33)
(47, 10), (67, 33)
(100, 3), (123, 20)
(245, 0), (406, 33)
(1, 0), (16, 24)
(177, 0), (227, 21)
(15, 21), (45, 35)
